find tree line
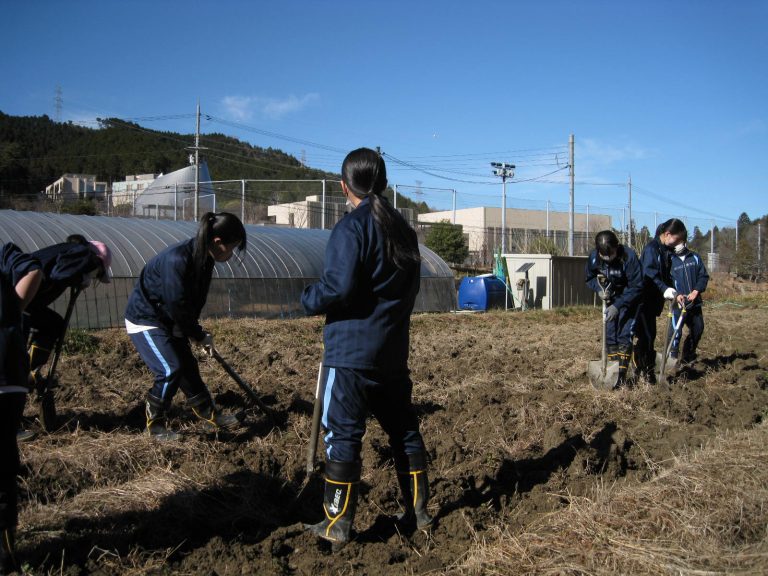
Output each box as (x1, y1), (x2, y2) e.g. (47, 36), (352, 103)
(0, 111), (429, 213)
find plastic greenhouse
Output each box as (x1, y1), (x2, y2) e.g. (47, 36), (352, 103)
(0, 211), (457, 329)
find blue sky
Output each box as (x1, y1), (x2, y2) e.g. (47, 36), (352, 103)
(1, 0), (765, 233)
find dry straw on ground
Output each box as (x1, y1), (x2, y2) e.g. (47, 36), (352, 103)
(452, 423), (768, 575)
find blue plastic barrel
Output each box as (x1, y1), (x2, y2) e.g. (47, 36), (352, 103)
(457, 275), (507, 311)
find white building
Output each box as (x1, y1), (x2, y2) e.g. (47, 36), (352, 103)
(418, 206), (612, 259)
(111, 173), (158, 207)
(268, 194), (417, 229)
(45, 174), (108, 203)
(111, 163), (215, 218)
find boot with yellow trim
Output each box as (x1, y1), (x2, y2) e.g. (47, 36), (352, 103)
(145, 394), (180, 441)
(187, 391), (240, 432)
(28, 344), (51, 376)
(306, 460), (361, 551)
(395, 450), (433, 532)
(614, 344), (632, 389)
(0, 528), (20, 576)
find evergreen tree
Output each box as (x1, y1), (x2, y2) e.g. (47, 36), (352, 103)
(738, 212), (751, 228)
(425, 220), (468, 265)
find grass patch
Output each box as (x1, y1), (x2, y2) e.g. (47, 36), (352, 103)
(62, 328), (100, 355)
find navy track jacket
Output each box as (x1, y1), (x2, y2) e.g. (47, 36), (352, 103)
(670, 251), (709, 308)
(302, 198), (420, 371)
(125, 239), (213, 341)
(640, 237), (674, 316)
(1, 243), (41, 388)
(1, 243), (41, 327)
(30, 243), (100, 309)
(585, 245), (643, 311)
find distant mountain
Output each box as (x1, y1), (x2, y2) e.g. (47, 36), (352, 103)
(0, 111), (429, 212)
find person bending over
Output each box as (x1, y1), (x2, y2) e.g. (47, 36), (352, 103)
(125, 212), (246, 441)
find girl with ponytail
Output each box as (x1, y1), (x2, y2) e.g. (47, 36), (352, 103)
(125, 212), (246, 440)
(301, 148), (432, 549)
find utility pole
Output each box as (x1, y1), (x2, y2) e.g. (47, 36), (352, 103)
(491, 162), (515, 255)
(586, 204), (590, 251)
(194, 102), (200, 221)
(711, 220), (715, 255)
(627, 174), (633, 248)
(241, 180), (246, 223)
(321, 179), (326, 230)
(452, 188), (456, 225)
(184, 102), (209, 222)
(568, 134), (575, 256)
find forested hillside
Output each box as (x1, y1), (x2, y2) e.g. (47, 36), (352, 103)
(0, 111), (429, 211)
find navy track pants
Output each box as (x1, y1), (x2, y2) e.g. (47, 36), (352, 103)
(320, 366), (426, 465)
(129, 328), (206, 402)
(669, 306), (704, 360)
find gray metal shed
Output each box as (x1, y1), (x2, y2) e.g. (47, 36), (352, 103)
(504, 253), (593, 310)
(0, 210), (457, 328)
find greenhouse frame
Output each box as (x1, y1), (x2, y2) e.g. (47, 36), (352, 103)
(0, 210), (457, 329)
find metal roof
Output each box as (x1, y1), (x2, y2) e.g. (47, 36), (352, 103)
(133, 162), (215, 216)
(0, 210), (456, 326)
(0, 210), (452, 280)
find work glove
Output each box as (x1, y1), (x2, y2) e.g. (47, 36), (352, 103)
(605, 305), (619, 322)
(598, 288), (614, 301)
(663, 287), (678, 301)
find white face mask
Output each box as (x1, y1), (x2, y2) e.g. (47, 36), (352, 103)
(674, 243), (688, 255)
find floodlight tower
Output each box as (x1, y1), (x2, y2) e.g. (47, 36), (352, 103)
(491, 162), (515, 255)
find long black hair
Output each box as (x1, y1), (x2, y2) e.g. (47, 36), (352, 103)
(341, 148), (421, 269)
(656, 218), (688, 240)
(193, 212), (247, 274)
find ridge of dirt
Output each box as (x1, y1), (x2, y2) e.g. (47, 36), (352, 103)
(15, 304), (768, 575)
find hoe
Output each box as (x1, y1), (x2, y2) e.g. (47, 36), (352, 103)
(32, 286), (82, 432)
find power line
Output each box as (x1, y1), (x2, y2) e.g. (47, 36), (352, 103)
(205, 115), (348, 154)
(632, 185), (737, 222)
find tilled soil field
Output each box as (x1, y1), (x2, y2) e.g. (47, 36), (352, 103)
(15, 301), (768, 575)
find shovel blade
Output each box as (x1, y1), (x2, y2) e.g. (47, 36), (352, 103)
(655, 352), (678, 382)
(587, 360), (621, 390)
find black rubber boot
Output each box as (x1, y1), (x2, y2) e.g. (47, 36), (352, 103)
(187, 392), (240, 431)
(28, 344), (51, 375)
(395, 451), (433, 532)
(145, 394), (180, 441)
(0, 528), (19, 576)
(306, 460), (361, 550)
(633, 348), (656, 384)
(615, 344), (632, 389)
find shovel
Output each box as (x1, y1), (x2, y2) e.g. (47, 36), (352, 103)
(306, 362), (326, 474)
(656, 301), (688, 386)
(207, 346), (278, 422)
(588, 283), (620, 389)
(34, 287), (82, 432)
(295, 362), (327, 501)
